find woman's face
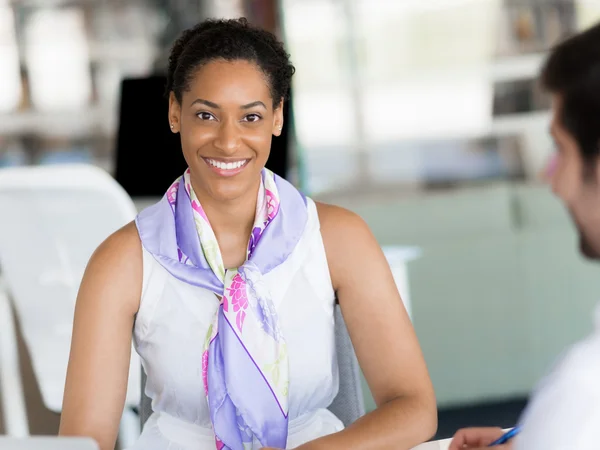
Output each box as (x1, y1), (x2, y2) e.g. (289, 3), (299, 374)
(168, 59), (283, 202)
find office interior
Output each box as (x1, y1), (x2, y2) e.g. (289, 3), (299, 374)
(1, 0), (600, 446)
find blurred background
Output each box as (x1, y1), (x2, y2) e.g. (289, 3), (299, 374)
(2, 0), (600, 443)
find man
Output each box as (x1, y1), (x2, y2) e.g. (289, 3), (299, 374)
(450, 21), (600, 450)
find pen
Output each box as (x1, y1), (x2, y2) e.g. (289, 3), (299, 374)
(488, 426), (521, 446)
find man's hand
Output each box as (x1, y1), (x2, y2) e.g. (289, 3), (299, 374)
(449, 427), (513, 450)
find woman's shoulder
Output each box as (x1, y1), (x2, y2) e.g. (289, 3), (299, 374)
(315, 201), (370, 241)
(78, 221), (143, 315)
(314, 201), (378, 287)
(90, 221), (142, 269)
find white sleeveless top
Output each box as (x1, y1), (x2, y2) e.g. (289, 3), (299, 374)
(130, 199), (344, 450)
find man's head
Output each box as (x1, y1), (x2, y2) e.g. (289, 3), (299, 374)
(542, 22), (600, 258)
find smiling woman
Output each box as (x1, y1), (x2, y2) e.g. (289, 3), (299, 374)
(166, 19), (291, 205)
(58, 17), (436, 450)
(174, 63), (273, 184)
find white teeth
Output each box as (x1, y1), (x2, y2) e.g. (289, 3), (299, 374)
(207, 159), (247, 170)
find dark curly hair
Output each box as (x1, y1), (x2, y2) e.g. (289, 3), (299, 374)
(166, 17), (295, 108)
(541, 22), (600, 169)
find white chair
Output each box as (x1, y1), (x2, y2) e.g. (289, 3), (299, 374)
(0, 280), (28, 437)
(0, 164), (141, 446)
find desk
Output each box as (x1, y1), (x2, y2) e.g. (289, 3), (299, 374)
(412, 438), (451, 450)
(0, 437), (98, 449)
(382, 246), (421, 319)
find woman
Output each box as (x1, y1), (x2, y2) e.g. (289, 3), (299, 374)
(59, 18), (436, 450)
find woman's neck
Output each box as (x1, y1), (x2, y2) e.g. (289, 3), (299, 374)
(193, 180), (260, 244)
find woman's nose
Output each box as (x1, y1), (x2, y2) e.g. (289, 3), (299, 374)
(214, 120), (241, 155)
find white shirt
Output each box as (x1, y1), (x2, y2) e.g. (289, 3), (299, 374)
(515, 304), (600, 450)
(130, 198), (344, 450)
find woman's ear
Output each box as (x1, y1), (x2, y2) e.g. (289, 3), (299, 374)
(168, 91), (181, 133)
(272, 98), (284, 136)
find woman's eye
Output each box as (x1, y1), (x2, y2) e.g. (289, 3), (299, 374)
(197, 112), (215, 121)
(244, 114), (261, 123)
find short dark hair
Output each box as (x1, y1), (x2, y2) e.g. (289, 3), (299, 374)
(541, 22), (600, 166)
(166, 17), (295, 108)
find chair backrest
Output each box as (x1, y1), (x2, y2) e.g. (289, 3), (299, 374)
(328, 304), (366, 425)
(140, 304), (366, 429)
(0, 164), (141, 411)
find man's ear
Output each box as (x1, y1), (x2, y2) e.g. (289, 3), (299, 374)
(594, 151), (600, 184)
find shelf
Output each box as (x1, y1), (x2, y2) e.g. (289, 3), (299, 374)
(439, 111), (551, 141)
(88, 42), (158, 63)
(490, 53), (547, 83)
(0, 107), (111, 138)
(377, 111), (552, 143)
(490, 110), (550, 136)
(294, 52), (549, 92)
(14, 42), (158, 65)
(8, 0), (97, 6)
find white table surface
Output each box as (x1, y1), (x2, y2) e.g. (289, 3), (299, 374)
(0, 436), (448, 450)
(382, 246), (421, 319)
(382, 246), (422, 265)
(0, 437), (98, 449)
(412, 438), (451, 450)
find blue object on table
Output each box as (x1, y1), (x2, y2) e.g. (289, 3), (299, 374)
(489, 426), (521, 446)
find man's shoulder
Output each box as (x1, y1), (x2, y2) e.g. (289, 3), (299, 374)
(515, 329), (600, 450)
(553, 328), (600, 385)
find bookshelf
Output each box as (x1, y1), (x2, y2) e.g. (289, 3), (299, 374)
(281, 0), (588, 195)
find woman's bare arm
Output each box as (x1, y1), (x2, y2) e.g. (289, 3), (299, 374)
(296, 203), (437, 450)
(59, 222), (142, 450)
